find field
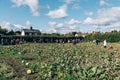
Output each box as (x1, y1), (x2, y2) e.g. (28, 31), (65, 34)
(0, 42), (120, 80)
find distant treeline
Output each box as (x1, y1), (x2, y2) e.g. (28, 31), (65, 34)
(0, 26), (120, 43)
(86, 30), (120, 42)
(0, 30), (120, 45)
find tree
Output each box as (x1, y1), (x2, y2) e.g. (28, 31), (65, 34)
(0, 26), (8, 35)
(7, 30), (15, 35)
(15, 31), (21, 35)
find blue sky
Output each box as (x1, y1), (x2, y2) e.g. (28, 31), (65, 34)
(0, 0), (120, 33)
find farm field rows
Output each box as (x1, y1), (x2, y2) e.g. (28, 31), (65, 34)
(0, 42), (120, 80)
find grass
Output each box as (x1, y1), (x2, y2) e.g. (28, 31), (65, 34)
(0, 42), (120, 80)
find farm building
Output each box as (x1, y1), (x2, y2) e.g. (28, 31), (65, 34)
(21, 26), (41, 36)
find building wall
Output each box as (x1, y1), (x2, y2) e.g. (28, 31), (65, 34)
(21, 31), (39, 36)
(21, 30), (25, 36)
(21, 30), (40, 36)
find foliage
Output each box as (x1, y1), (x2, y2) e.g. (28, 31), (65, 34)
(0, 26), (8, 35)
(0, 28), (120, 42)
(86, 30), (120, 42)
(15, 31), (21, 35)
(0, 42), (120, 79)
(41, 33), (62, 37)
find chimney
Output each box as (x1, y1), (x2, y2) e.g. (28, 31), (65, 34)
(30, 26), (32, 30)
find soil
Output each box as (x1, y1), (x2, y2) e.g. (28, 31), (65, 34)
(0, 54), (38, 80)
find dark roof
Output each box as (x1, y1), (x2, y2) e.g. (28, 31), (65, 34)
(22, 29), (40, 33)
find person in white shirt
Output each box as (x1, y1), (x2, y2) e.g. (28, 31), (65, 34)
(103, 40), (107, 48)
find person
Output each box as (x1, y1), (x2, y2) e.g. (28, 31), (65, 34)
(1, 38), (4, 45)
(96, 39), (99, 45)
(93, 40), (96, 43)
(68, 40), (70, 43)
(109, 45), (113, 50)
(103, 40), (107, 48)
(16, 39), (20, 44)
(72, 39), (76, 45)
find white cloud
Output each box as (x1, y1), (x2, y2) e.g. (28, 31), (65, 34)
(46, 5), (68, 19)
(67, 19), (81, 25)
(105, 22), (120, 31)
(46, 28), (57, 33)
(48, 22), (57, 27)
(11, 0), (40, 16)
(100, 0), (108, 6)
(63, 0), (79, 4)
(0, 21), (24, 31)
(49, 19), (81, 28)
(47, 19), (81, 33)
(69, 26), (76, 30)
(84, 7), (120, 26)
(96, 7), (120, 26)
(85, 12), (93, 16)
(84, 17), (93, 24)
(64, 0), (74, 4)
(56, 23), (65, 28)
(26, 20), (31, 26)
(83, 7), (120, 32)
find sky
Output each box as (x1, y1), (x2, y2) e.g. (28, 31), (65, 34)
(0, 0), (120, 34)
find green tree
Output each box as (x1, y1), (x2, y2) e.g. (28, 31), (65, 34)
(7, 30), (15, 35)
(15, 31), (21, 35)
(0, 26), (8, 35)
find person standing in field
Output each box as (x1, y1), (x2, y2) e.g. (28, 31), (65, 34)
(103, 40), (107, 48)
(96, 39), (99, 45)
(1, 38), (4, 45)
(72, 39), (76, 45)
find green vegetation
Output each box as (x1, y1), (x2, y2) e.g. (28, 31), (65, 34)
(0, 26), (21, 36)
(86, 30), (120, 42)
(0, 42), (120, 80)
(0, 26), (8, 35)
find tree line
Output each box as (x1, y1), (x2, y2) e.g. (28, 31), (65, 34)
(0, 26), (21, 35)
(0, 26), (120, 42)
(86, 30), (120, 42)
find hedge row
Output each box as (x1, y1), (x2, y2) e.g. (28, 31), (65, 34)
(0, 36), (85, 43)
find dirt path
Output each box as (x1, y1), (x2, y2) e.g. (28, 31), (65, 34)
(0, 54), (39, 80)
(1, 55), (26, 78)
